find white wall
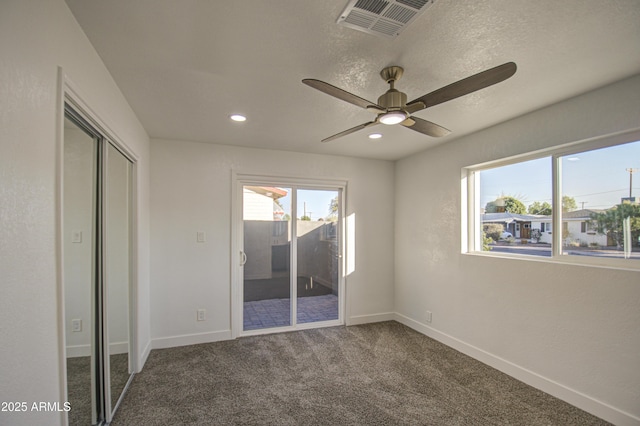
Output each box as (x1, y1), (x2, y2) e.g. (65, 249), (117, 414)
(63, 125), (95, 356)
(395, 75), (640, 425)
(563, 220), (608, 247)
(0, 1), (150, 425)
(150, 140), (395, 347)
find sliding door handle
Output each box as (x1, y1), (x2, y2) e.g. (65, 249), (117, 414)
(240, 250), (247, 266)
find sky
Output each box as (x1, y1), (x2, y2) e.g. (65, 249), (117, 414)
(270, 140), (639, 218)
(276, 189), (338, 221)
(479, 139), (640, 211)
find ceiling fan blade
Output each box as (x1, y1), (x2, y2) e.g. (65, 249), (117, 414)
(407, 62), (517, 110)
(402, 116), (451, 138)
(321, 121), (378, 143)
(404, 102), (426, 115)
(401, 117), (415, 126)
(366, 105), (386, 114)
(303, 79), (383, 110)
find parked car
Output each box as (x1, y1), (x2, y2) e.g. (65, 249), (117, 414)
(500, 231), (513, 240)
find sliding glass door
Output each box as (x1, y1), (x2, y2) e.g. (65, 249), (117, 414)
(296, 189), (340, 324)
(242, 186), (293, 330)
(240, 183), (342, 333)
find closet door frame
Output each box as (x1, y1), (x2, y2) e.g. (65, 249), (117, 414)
(58, 72), (139, 425)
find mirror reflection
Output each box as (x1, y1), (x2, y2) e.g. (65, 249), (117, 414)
(63, 116), (99, 425)
(105, 143), (132, 412)
(63, 109), (134, 425)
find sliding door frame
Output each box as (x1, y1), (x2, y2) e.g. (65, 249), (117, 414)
(231, 173), (347, 338)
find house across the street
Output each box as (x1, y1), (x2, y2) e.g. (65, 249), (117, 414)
(482, 209), (609, 246)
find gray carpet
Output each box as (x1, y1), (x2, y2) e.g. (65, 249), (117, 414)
(112, 322), (610, 425)
(66, 356), (92, 426)
(66, 353), (130, 425)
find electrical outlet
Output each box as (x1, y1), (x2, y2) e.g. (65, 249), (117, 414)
(197, 309), (206, 321)
(425, 311), (432, 323)
(72, 319), (82, 332)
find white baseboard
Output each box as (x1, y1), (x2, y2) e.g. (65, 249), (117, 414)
(151, 329), (232, 350)
(66, 341), (128, 358)
(138, 339), (152, 372)
(347, 312), (395, 326)
(393, 313), (640, 426)
(66, 344), (91, 358)
(109, 341), (128, 355)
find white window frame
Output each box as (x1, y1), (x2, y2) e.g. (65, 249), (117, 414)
(464, 128), (640, 271)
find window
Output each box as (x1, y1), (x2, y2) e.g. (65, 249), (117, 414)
(560, 141), (640, 260)
(466, 133), (640, 268)
(580, 221), (596, 234)
(475, 157), (552, 257)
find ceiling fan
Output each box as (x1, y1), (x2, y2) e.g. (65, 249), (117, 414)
(302, 62), (516, 143)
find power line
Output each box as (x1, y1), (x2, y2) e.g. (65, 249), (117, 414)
(485, 186), (640, 206)
(568, 187), (633, 198)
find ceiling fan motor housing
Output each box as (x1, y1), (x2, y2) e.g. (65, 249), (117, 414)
(378, 89), (407, 110)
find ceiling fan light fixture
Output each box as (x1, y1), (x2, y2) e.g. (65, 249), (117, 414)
(230, 114), (247, 122)
(379, 111), (407, 125)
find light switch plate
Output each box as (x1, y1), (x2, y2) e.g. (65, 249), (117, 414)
(71, 230), (82, 243)
(197, 231), (206, 243)
(72, 319), (82, 332)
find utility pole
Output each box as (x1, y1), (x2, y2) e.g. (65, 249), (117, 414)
(303, 202), (312, 220)
(626, 168), (638, 199)
(580, 201), (587, 210)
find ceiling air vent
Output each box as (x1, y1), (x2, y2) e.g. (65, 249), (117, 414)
(337, 0), (435, 38)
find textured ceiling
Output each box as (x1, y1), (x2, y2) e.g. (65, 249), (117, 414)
(65, 0), (640, 160)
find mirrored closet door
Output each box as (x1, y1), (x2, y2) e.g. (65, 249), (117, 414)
(63, 105), (134, 425)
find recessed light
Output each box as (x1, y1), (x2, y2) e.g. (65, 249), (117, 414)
(368, 133), (382, 139)
(230, 114), (247, 122)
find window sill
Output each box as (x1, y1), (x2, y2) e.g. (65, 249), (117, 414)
(464, 250), (640, 272)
